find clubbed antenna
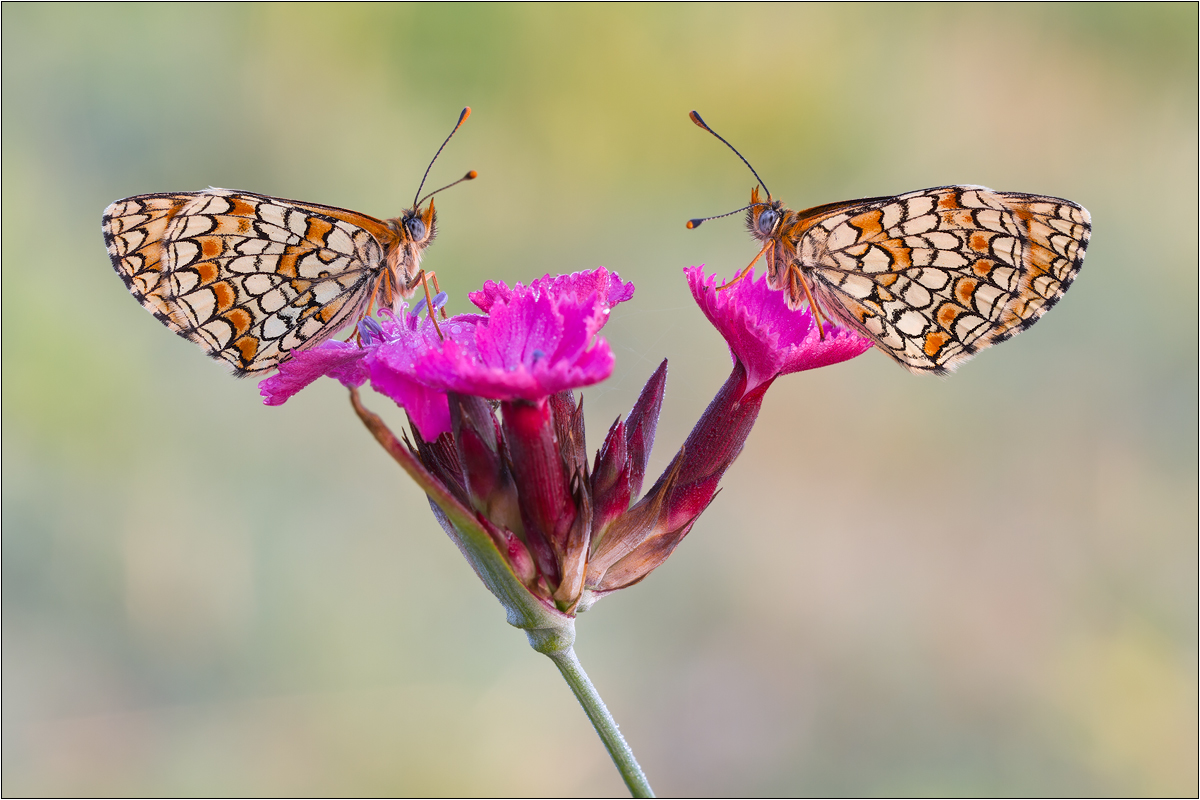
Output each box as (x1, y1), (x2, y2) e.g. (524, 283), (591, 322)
(689, 110), (771, 198)
(686, 202), (769, 229)
(413, 107), (472, 209)
(417, 170), (478, 208)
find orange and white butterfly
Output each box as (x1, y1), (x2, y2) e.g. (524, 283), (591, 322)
(102, 108), (475, 375)
(687, 111), (1091, 375)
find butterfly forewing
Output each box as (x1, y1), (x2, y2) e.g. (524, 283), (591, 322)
(791, 186), (1090, 374)
(103, 189), (396, 375)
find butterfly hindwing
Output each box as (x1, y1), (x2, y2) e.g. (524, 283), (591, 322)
(103, 189), (392, 375)
(790, 186), (1090, 374)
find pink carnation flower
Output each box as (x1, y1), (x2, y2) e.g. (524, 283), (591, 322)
(685, 265), (872, 392)
(258, 268), (634, 440)
(414, 267), (633, 402)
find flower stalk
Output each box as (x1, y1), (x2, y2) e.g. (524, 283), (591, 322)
(547, 646), (655, 798)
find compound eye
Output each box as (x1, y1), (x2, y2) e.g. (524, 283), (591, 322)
(758, 209), (779, 235)
(405, 217), (427, 241)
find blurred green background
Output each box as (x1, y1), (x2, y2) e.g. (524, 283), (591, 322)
(3, 4), (1196, 796)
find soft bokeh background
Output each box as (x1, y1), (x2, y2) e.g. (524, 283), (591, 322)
(3, 4), (1196, 796)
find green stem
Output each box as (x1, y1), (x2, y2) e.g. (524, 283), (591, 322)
(545, 645), (655, 798)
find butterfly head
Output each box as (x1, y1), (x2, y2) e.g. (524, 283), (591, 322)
(397, 200), (437, 248)
(746, 186), (785, 241)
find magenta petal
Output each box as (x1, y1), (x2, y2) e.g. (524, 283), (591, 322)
(469, 267), (634, 322)
(685, 266), (872, 391)
(358, 310), (484, 439)
(417, 269), (630, 401)
(468, 279), (515, 314)
(259, 341), (368, 406)
(366, 359), (452, 440)
(475, 291), (563, 369)
(526, 268), (636, 321)
(414, 333), (616, 401)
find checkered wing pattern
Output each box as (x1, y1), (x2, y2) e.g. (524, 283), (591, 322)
(790, 185), (1090, 374)
(103, 189), (396, 375)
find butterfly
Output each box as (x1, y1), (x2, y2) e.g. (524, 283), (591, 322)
(686, 111), (1091, 375)
(102, 108), (476, 376)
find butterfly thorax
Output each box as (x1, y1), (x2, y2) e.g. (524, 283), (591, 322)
(383, 200), (437, 294)
(745, 187), (803, 285)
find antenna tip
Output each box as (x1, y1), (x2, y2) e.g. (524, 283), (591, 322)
(686, 219), (702, 229)
(459, 107), (471, 123)
(465, 170), (478, 180)
(689, 110), (707, 128)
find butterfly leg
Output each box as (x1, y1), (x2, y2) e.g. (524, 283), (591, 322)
(789, 265), (827, 340)
(417, 270), (445, 339)
(423, 271), (449, 320)
(382, 267), (396, 309)
(718, 239), (773, 293)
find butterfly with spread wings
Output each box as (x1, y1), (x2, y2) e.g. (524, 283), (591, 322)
(102, 108), (476, 376)
(686, 111), (1091, 375)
